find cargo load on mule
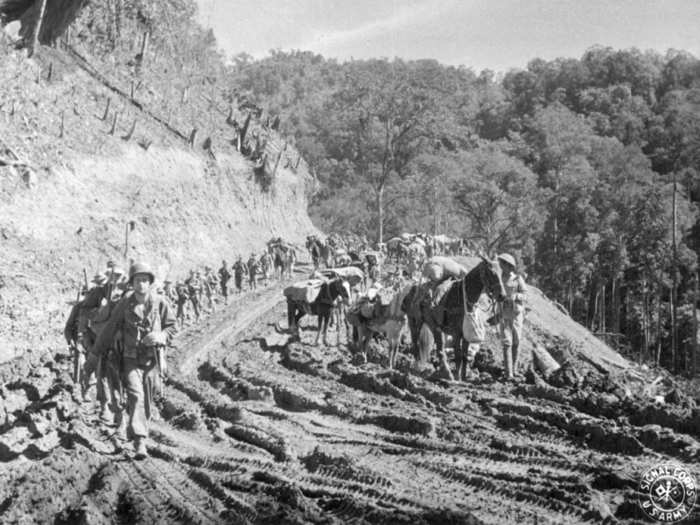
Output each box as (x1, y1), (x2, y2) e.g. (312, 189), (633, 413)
(348, 285), (395, 323)
(322, 266), (365, 287)
(283, 279), (325, 304)
(422, 256), (468, 283)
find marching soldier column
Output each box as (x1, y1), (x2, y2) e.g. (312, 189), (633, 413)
(63, 240), (295, 459)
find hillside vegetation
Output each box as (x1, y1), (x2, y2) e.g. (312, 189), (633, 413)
(228, 48), (700, 376)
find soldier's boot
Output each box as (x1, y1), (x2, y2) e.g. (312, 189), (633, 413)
(99, 403), (112, 424)
(134, 437), (148, 459)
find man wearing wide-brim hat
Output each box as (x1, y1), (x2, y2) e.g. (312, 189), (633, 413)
(92, 273), (108, 286)
(496, 253), (527, 382)
(79, 268), (125, 418)
(92, 262), (176, 459)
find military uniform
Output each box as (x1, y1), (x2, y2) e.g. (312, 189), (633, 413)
(175, 282), (189, 327)
(247, 256), (258, 290)
(185, 271), (202, 321)
(93, 264), (176, 457)
(233, 259), (247, 293)
(260, 252), (272, 284)
(496, 254), (526, 380)
(218, 262), (231, 303)
(78, 272), (125, 421)
(203, 268), (218, 311)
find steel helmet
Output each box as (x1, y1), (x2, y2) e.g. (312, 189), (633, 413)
(497, 253), (516, 269)
(128, 262), (155, 285)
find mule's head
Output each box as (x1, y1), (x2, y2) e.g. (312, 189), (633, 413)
(479, 255), (506, 303)
(330, 278), (351, 304)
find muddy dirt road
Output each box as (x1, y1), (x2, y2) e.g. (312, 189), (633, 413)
(0, 272), (698, 524)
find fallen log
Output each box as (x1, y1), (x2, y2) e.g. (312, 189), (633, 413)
(532, 343), (561, 379)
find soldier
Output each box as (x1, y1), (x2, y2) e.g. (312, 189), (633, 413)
(174, 281), (189, 328)
(201, 267), (213, 313)
(260, 250), (273, 285)
(64, 274), (102, 387)
(218, 260), (231, 304)
(80, 269), (125, 423)
(203, 266), (218, 312)
(496, 253), (527, 382)
(162, 279), (176, 307)
(185, 269), (201, 322)
(92, 262), (176, 459)
(232, 256), (247, 294)
(247, 252), (258, 290)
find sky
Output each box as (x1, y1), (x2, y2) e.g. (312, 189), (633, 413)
(195, 0), (700, 72)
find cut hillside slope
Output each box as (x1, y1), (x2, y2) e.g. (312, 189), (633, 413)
(0, 47), (318, 363)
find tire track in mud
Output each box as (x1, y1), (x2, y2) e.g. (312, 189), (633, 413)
(9, 266), (694, 524)
(170, 304), (603, 525)
(176, 286), (286, 376)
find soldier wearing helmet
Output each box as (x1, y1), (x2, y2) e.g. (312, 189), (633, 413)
(247, 252), (258, 290)
(232, 256), (247, 293)
(92, 261), (176, 459)
(496, 253), (527, 381)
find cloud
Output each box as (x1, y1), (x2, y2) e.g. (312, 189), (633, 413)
(294, 0), (459, 56)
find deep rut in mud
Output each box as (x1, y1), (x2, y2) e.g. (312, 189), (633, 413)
(1, 272), (699, 524)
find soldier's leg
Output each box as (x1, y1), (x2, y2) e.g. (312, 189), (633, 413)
(97, 356), (112, 421)
(500, 319), (514, 379)
(123, 359), (149, 437)
(512, 315), (523, 375)
(433, 329), (454, 380)
(191, 299), (200, 321)
(81, 350), (100, 401)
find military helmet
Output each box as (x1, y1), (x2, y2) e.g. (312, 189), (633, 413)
(128, 261), (155, 285)
(497, 253), (516, 269)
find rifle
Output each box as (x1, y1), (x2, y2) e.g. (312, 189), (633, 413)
(154, 344), (166, 398)
(71, 281), (84, 384)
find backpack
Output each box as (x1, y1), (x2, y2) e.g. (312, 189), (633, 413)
(461, 279), (485, 343)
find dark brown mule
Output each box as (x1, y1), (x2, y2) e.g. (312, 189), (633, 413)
(286, 278), (349, 346)
(403, 257), (506, 380)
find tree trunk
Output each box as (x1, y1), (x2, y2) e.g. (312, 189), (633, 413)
(589, 285), (599, 331)
(692, 272), (699, 377)
(115, 0), (122, 39)
(567, 282), (574, 319)
(377, 185), (385, 245)
(611, 277), (620, 334)
(671, 283), (677, 373)
(671, 170), (678, 372)
(641, 289), (648, 363)
(28, 0), (48, 58)
(599, 283), (606, 333)
(432, 186), (439, 237)
(656, 299), (663, 367)
(138, 31), (150, 69)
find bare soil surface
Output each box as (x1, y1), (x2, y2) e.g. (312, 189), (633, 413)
(1, 264), (699, 524)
